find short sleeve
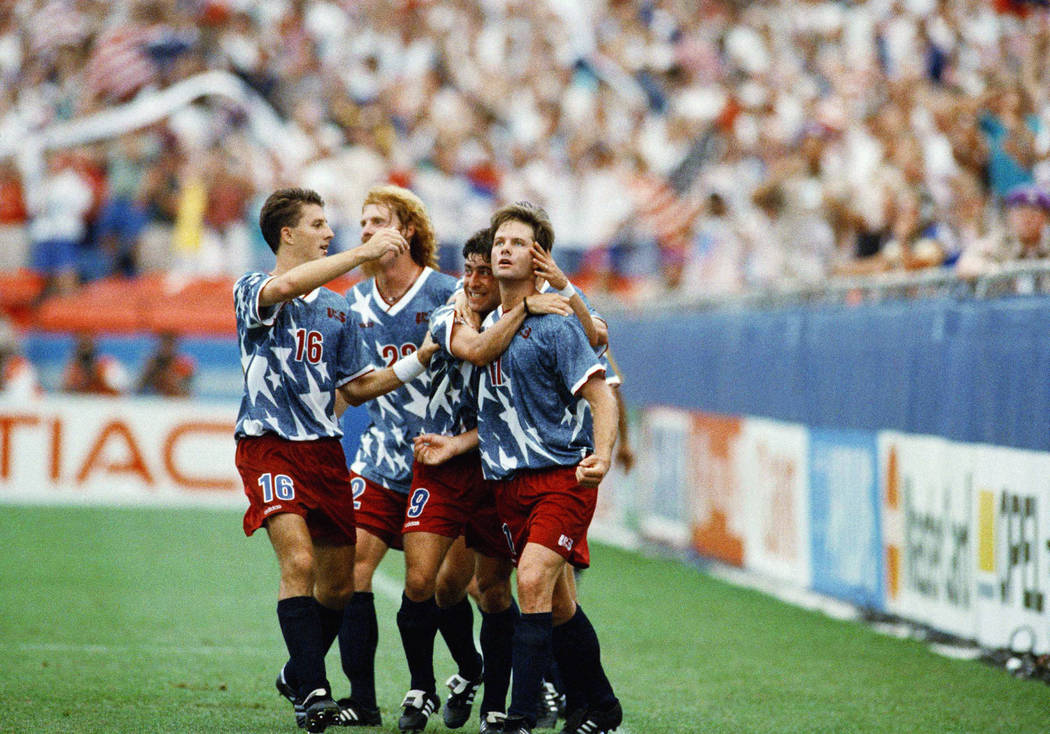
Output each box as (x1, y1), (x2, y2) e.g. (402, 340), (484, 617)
(429, 303), (459, 356)
(234, 273), (281, 329)
(551, 318), (605, 395)
(335, 323), (376, 387)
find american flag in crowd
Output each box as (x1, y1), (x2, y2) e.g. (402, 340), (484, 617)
(84, 21), (160, 102)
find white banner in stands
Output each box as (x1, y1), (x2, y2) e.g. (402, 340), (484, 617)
(971, 443), (1050, 654)
(739, 418), (810, 587)
(0, 395), (242, 508)
(879, 432), (976, 640)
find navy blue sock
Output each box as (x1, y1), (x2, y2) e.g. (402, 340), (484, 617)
(340, 591), (378, 707)
(317, 600), (343, 651)
(507, 611), (552, 724)
(277, 596), (330, 698)
(281, 599), (343, 691)
(479, 598), (518, 715)
(438, 597), (483, 680)
(397, 593), (440, 692)
(551, 605), (616, 710)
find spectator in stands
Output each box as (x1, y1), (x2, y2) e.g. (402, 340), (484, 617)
(956, 184), (1050, 276)
(27, 151), (93, 296)
(136, 331), (195, 397)
(61, 333), (128, 395)
(2, 0), (1050, 298)
(0, 316), (40, 400)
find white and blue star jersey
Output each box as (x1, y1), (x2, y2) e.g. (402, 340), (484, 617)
(343, 267), (458, 494)
(476, 307), (606, 481)
(234, 272), (374, 440)
(423, 303), (478, 436)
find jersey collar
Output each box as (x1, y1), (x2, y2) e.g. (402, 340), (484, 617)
(372, 267), (433, 316)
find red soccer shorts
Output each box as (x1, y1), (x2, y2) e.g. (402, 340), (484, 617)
(350, 471), (407, 550)
(237, 434), (356, 544)
(402, 451), (511, 560)
(494, 465), (596, 568)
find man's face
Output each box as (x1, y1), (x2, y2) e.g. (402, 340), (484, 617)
(491, 219), (536, 281)
(360, 202), (409, 268)
(463, 253), (498, 314)
(286, 203), (333, 260)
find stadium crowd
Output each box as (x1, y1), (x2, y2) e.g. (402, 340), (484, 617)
(0, 0), (1049, 305)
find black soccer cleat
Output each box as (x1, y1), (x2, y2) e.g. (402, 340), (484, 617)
(301, 688), (340, 733)
(501, 714), (533, 733)
(535, 680), (562, 728)
(558, 707), (585, 734)
(443, 672), (483, 728)
(275, 665), (307, 728)
(397, 689), (441, 732)
(563, 700), (622, 734)
(480, 710), (507, 734)
(331, 697), (382, 727)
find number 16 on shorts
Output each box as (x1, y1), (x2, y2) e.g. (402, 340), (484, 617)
(258, 473), (295, 502)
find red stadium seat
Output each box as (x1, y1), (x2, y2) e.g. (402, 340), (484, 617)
(35, 275), (149, 333)
(0, 269), (45, 325)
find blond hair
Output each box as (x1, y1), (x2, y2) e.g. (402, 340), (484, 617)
(363, 184), (437, 269)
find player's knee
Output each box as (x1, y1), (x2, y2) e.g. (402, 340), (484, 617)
(404, 566), (437, 602)
(551, 592), (577, 626)
(435, 575), (468, 608)
(475, 577), (512, 614)
(352, 556), (380, 590)
(315, 575), (354, 608)
(281, 546), (316, 586)
(515, 566), (551, 605)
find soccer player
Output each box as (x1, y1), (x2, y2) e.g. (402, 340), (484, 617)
(478, 202), (623, 734)
(234, 188), (438, 733)
(398, 228), (571, 733)
(335, 184), (467, 727)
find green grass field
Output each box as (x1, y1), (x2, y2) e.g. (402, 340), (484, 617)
(0, 505), (1045, 733)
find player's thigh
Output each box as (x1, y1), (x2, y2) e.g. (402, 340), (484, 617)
(435, 535), (475, 607)
(265, 512), (315, 597)
(403, 531), (455, 601)
(353, 527), (390, 592)
(313, 539), (356, 608)
(515, 541), (568, 614)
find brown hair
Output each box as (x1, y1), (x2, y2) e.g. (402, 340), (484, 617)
(259, 188), (324, 253)
(362, 184), (437, 268)
(489, 201), (555, 252)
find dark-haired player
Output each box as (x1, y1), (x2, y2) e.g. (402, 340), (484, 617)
(235, 188), (438, 732)
(398, 228), (571, 733)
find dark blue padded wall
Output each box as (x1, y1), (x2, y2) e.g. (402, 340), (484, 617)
(608, 296), (1050, 452)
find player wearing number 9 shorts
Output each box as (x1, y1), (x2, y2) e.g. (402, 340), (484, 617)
(234, 188), (438, 732)
(392, 229), (574, 731)
(337, 185), (458, 721)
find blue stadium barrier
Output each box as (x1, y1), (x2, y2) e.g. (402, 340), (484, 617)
(23, 292), (1050, 452)
(607, 295), (1050, 452)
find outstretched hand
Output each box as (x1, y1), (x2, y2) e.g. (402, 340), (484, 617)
(413, 433), (458, 466)
(531, 243), (569, 291)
